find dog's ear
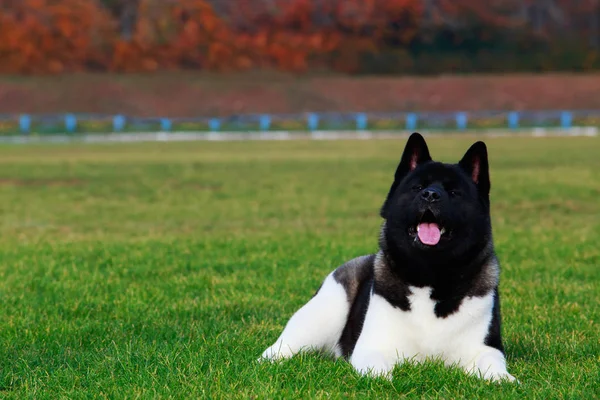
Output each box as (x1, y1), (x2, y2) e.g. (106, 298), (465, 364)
(459, 141), (490, 199)
(380, 132), (432, 219)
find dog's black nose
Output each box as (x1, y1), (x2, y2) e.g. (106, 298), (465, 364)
(421, 187), (442, 203)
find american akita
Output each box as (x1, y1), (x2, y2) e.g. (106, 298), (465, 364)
(259, 132), (516, 382)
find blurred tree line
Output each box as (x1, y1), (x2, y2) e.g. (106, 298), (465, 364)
(0, 0), (599, 74)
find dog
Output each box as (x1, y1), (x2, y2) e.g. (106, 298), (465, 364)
(259, 132), (516, 382)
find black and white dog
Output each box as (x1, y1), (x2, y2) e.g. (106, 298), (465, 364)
(259, 133), (515, 382)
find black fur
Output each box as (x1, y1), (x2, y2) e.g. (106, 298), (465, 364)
(338, 272), (374, 357)
(333, 255), (375, 357)
(333, 255), (375, 301)
(332, 132), (505, 357)
(484, 288), (504, 352)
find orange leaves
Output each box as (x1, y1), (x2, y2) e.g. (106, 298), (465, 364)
(0, 0), (597, 75)
(0, 0), (115, 74)
(110, 40), (150, 72)
(0, 0), (423, 74)
(280, 0), (314, 32)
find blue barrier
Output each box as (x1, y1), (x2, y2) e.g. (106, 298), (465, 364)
(456, 112), (468, 130)
(260, 114), (271, 131)
(3, 110), (599, 135)
(561, 111), (572, 128)
(307, 113), (319, 131)
(209, 118), (221, 131)
(508, 112), (519, 129)
(406, 113), (417, 130)
(113, 115), (125, 132)
(160, 118), (172, 131)
(356, 113), (367, 130)
(20, 114), (31, 134)
(65, 114), (77, 133)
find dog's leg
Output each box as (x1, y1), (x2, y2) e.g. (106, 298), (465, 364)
(350, 294), (407, 379)
(259, 273), (350, 361)
(467, 346), (516, 382)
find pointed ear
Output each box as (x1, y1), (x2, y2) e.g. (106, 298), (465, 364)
(380, 132), (432, 218)
(459, 141), (490, 198)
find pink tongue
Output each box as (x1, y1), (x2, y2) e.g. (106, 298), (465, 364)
(417, 223), (441, 245)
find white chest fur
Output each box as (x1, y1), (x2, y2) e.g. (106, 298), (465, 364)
(351, 287), (496, 375)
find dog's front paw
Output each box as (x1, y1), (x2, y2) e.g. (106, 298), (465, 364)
(351, 352), (394, 380)
(258, 342), (296, 362)
(482, 369), (517, 383)
(474, 349), (518, 384)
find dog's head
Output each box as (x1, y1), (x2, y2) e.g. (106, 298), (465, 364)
(381, 132), (492, 261)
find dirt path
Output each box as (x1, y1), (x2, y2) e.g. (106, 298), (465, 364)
(1, 72), (599, 117)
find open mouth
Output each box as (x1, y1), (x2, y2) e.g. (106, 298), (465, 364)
(409, 210), (450, 246)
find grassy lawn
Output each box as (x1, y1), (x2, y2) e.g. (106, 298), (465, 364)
(0, 136), (598, 399)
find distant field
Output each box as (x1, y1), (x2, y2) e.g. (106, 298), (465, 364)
(2, 72), (600, 117)
(0, 136), (598, 398)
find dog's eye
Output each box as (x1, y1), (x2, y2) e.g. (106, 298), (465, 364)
(449, 189), (461, 197)
(412, 184), (424, 192)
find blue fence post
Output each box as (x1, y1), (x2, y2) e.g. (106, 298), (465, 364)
(508, 112), (519, 129)
(65, 114), (77, 133)
(160, 118), (172, 132)
(456, 112), (468, 130)
(406, 113), (417, 130)
(307, 113), (319, 131)
(113, 115), (125, 132)
(19, 114), (31, 134)
(356, 113), (367, 131)
(259, 114), (271, 131)
(209, 118), (221, 132)
(560, 111), (572, 129)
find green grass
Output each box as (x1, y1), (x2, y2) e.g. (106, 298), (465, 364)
(0, 136), (598, 399)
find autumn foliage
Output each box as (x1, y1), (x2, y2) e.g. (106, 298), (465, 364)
(0, 0), (598, 74)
